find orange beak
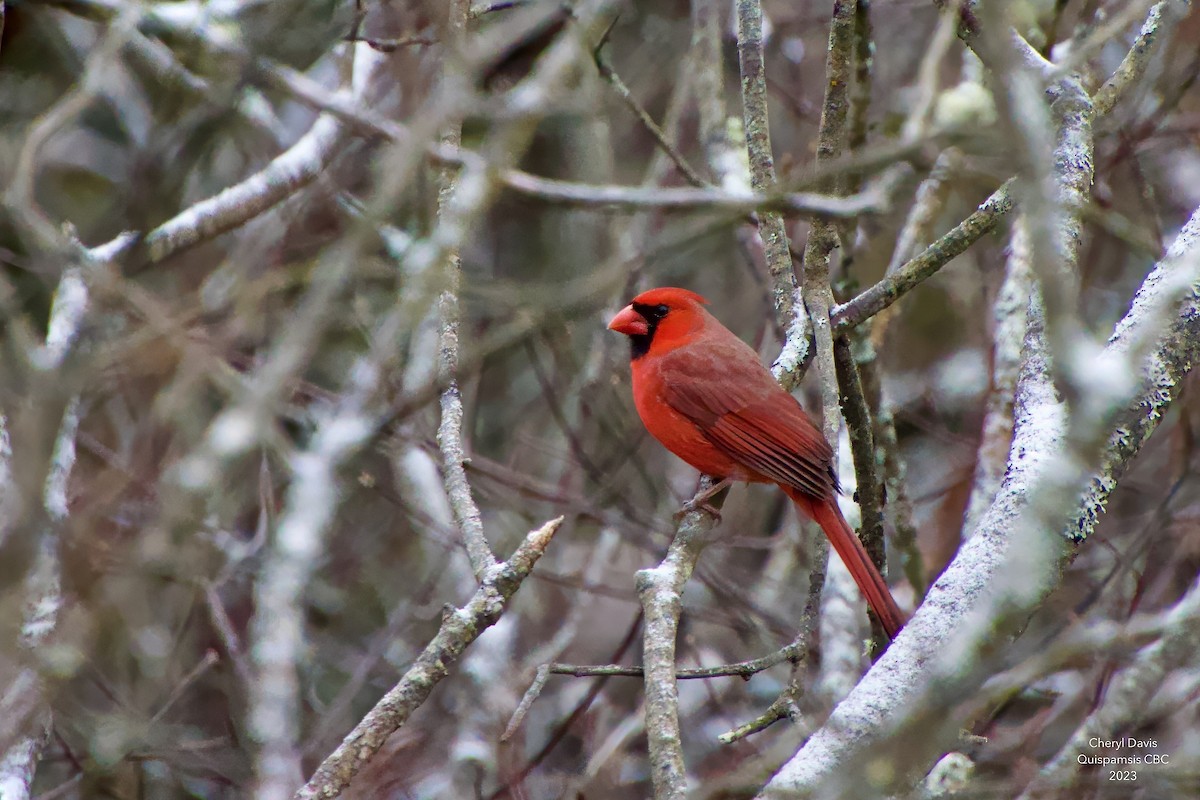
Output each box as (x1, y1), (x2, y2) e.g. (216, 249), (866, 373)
(607, 304), (649, 336)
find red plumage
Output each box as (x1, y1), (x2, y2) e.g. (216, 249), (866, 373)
(608, 287), (905, 639)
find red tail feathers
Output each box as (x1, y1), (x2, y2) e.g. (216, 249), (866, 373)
(789, 490), (906, 639)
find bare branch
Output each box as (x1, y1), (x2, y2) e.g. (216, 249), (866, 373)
(962, 216), (1034, 535)
(735, 0), (803, 339)
(637, 484), (722, 800)
(832, 180), (1015, 333)
(0, 273), (85, 795)
(596, 49), (706, 189)
(1094, 1), (1187, 115)
(489, 171), (903, 217)
(435, 0), (496, 582)
(295, 517), (563, 800)
(257, 57), (905, 218)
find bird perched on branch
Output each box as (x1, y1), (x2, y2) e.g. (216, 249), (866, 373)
(608, 286), (906, 639)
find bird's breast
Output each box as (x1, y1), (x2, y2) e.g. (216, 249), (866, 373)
(630, 365), (748, 480)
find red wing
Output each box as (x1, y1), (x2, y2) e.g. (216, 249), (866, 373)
(657, 340), (836, 499)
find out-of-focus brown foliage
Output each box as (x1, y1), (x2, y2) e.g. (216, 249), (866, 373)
(1, 1), (1200, 798)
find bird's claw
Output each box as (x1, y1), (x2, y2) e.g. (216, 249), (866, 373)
(676, 499), (722, 522)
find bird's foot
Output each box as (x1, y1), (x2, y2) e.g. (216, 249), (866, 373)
(675, 499), (722, 522)
(675, 477), (733, 522)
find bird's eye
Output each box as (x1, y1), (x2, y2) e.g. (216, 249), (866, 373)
(654, 304), (669, 317)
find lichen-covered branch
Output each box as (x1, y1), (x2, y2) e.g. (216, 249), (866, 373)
(435, 0), (496, 582)
(802, 0), (857, 449)
(761, 282), (1066, 798)
(882, 149), (962, 289)
(636, 481), (723, 800)
(975, 6), (1093, 405)
(1094, 1), (1188, 115)
(735, 0), (802, 335)
(859, 342), (926, 597)
(799, 7), (862, 682)
(1068, 206), (1200, 542)
(295, 517), (562, 800)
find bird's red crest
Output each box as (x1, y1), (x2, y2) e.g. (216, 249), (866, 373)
(628, 287), (709, 308)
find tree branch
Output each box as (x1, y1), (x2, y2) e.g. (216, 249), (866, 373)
(0, 272), (86, 795)
(294, 517), (564, 800)
(831, 180), (1014, 334)
(637, 481), (723, 800)
(961, 215), (1034, 535)
(735, 0), (804, 340)
(435, 0), (496, 582)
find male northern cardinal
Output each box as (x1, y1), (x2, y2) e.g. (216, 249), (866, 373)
(608, 287), (906, 638)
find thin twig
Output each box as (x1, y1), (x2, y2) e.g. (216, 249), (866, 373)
(719, 512), (829, 744)
(502, 638), (806, 742)
(832, 180), (1015, 334)
(5, 11), (135, 250)
(205, 584), (256, 692)
(551, 641), (804, 679)
(595, 48), (706, 189)
(436, 0), (496, 582)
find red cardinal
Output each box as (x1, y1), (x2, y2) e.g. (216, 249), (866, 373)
(608, 287), (905, 638)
